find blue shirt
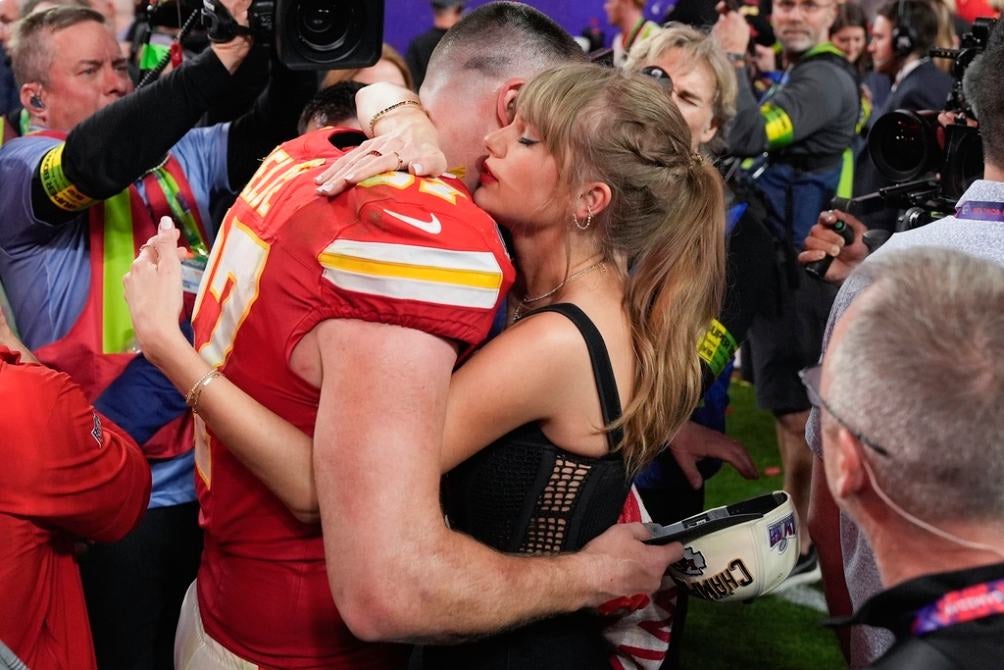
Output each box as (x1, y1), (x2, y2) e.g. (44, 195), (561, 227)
(0, 124), (231, 507)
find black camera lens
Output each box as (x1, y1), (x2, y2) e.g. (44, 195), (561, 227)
(868, 110), (941, 182)
(296, 0), (355, 52)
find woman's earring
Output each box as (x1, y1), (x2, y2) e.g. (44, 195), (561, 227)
(573, 206), (593, 231)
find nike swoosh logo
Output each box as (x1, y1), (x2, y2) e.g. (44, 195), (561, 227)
(383, 209), (442, 234)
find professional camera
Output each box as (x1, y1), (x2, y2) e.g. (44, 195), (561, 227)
(203, 0), (384, 70)
(839, 18), (996, 230)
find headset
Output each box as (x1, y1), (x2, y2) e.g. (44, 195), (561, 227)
(891, 0), (919, 58)
(29, 94), (44, 110)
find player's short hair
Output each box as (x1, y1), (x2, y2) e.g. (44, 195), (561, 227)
(298, 81), (366, 134)
(426, 1), (586, 85)
(828, 248), (1004, 524)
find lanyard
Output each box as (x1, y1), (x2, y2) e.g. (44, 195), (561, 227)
(623, 17), (647, 51)
(912, 578), (1004, 636)
(955, 200), (1004, 223)
(144, 165), (210, 259)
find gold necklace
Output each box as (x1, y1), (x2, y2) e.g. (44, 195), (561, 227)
(512, 261), (605, 321)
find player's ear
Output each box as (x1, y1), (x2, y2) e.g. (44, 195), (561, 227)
(495, 79), (525, 128)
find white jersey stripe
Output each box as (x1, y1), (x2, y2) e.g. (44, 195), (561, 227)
(322, 267), (500, 309)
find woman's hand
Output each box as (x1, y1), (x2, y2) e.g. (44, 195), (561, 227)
(123, 217), (190, 367)
(315, 114), (447, 197)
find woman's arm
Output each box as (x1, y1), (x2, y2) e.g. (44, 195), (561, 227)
(124, 219), (321, 522)
(314, 82), (447, 195)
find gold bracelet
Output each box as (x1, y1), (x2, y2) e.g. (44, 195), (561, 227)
(185, 368), (222, 415)
(368, 99), (425, 136)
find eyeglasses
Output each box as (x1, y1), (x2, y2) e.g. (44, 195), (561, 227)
(640, 65), (674, 92)
(774, 0), (833, 14)
(798, 365), (893, 458)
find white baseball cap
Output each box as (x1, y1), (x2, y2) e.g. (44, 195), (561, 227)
(647, 491), (800, 602)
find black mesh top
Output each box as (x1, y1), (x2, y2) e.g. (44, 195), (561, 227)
(443, 303), (631, 554)
(420, 304), (631, 670)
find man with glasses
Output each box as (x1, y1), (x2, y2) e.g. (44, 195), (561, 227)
(713, 0), (858, 587)
(805, 247), (1004, 669)
(800, 19), (1004, 666)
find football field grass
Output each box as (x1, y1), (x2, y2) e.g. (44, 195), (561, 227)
(677, 379), (845, 670)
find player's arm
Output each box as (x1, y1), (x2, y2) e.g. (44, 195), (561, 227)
(312, 317), (680, 643)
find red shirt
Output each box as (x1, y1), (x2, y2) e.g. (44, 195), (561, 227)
(190, 128), (514, 669)
(0, 347), (151, 670)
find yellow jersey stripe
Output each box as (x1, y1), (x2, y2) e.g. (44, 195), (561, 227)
(319, 252), (503, 291)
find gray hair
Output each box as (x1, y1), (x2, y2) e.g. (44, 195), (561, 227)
(9, 5), (104, 86)
(828, 247), (1004, 524)
(624, 23), (738, 155)
(425, 1), (586, 87)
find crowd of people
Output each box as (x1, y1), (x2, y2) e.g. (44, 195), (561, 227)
(0, 0), (1001, 669)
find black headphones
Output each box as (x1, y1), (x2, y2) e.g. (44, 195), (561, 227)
(890, 0), (919, 58)
(29, 94), (44, 110)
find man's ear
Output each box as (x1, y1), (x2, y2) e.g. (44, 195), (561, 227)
(495, 78), (525, 128)
(20, 84), (45, 117)
(698, 119), (718, 147)
(830, 427), (868, 500)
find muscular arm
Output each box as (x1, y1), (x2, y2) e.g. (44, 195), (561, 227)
(312, 318), (666, 642)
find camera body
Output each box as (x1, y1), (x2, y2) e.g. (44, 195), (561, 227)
(853, 18), (996, 230)
(205, 0), (384, 70)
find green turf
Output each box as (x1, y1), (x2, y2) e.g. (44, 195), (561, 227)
(676, 379), (845, 670)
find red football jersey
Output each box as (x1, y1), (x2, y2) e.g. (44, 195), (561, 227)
(190, 128), (514, 669)
(0, 347), (150, 670)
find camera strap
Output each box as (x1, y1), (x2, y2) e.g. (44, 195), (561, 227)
(202, 0), (252, 43)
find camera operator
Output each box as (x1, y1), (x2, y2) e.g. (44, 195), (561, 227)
(799, 18), (1004, 666)
(0, 3), (314, 667)
(855, 0), (953, 231)
(811, 247), (1004, 670)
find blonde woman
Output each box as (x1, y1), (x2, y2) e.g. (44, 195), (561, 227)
(126, 64), (725, 667)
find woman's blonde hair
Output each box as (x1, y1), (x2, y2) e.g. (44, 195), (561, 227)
(624, 23), (737, 154)
(517, 63), (726, 473)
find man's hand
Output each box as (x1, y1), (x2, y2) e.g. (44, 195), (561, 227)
(798, 209), (869, 284)
(580, 524), (683, 607)
(712, 4), (751, 56)
(209, 0), (253, 74)
(670, 420), (759, 489)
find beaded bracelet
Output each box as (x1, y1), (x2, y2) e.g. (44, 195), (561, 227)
(185, 369), (222, 415)
(368, 99), (425, 136)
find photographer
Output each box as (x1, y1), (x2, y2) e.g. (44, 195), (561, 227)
(0, 3), (313, 667)
(799, 18), (1004, 667)
(855, 0), (953, 231)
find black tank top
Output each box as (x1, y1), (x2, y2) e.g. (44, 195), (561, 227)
(419, 303), (632, 670)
